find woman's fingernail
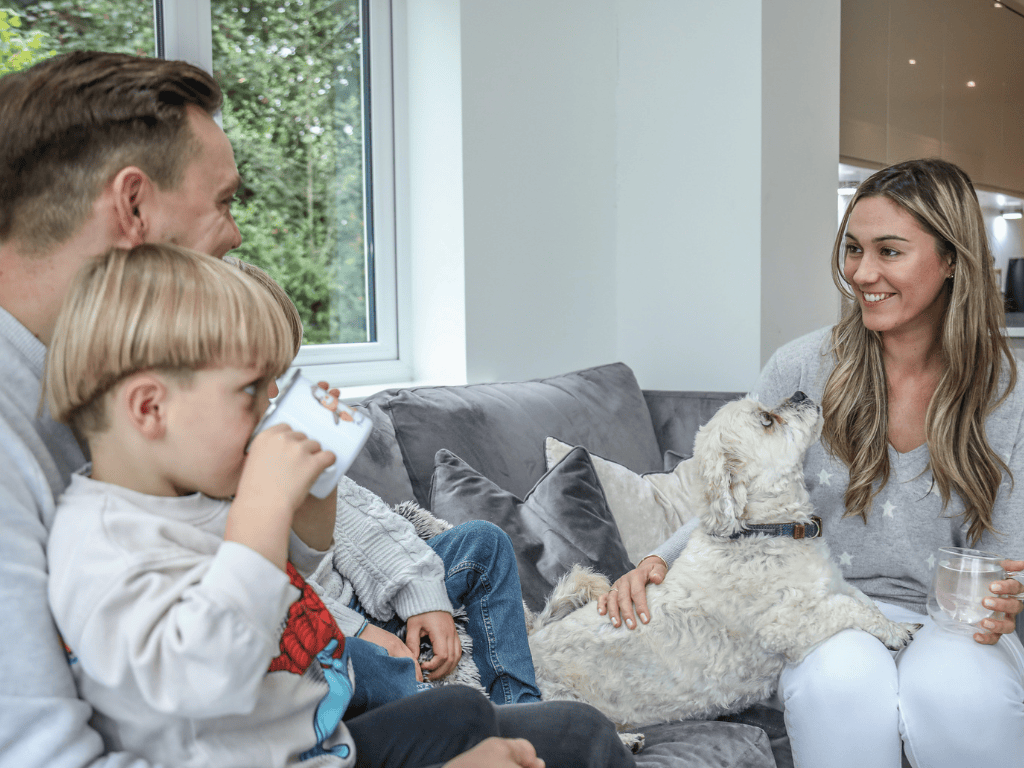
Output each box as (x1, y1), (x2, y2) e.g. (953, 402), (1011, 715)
(640, 613), (649, 623)
(625, 618), (634, 629)
(983, 620), (996, 629)
(612, 617), (620, 627)
(992, 583), (1004, 592)
(985, 598), (996, 608)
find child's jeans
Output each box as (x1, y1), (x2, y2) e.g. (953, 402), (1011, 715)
(344, 519), (542, 715)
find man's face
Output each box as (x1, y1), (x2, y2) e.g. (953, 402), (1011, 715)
(146, 105), (242, 258)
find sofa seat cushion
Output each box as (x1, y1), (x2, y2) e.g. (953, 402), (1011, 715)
(429, 447), (633, 612)
(634, 719), (776, 768)
(545, 437), (697, 563)
(376, 363), (663, 507)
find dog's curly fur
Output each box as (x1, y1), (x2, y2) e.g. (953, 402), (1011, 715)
(527, 392), (922, 730)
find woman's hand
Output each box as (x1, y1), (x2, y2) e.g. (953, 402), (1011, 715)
(974, 559), (1024, 645)
(596, 555), (668, 629)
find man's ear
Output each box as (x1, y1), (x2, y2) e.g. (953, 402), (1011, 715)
(122, 373), (170, 439)
(109, 166), (156, 248)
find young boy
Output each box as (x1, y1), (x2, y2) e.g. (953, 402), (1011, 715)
(45, 243), (357, 766)
(44, 244), (545, 767)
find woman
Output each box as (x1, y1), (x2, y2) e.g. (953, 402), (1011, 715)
(600, 159), (1024, 767)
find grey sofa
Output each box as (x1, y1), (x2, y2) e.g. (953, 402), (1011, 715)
(346, 362), (790, 768)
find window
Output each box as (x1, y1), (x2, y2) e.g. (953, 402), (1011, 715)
(2, 0), (404, 386)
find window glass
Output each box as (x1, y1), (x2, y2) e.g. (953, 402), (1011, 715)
(212, 0), (371, 346)
(1, 1), (155, 73)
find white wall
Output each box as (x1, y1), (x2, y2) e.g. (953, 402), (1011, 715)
(403, 0), (841, 392)
(402, 0), (467, 385)
(615, 1), (764, 390)
(460, 2), (619, 385)
(760, 0), (843, 365)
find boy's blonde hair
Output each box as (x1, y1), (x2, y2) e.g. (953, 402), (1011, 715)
(46, 243), (296, 435)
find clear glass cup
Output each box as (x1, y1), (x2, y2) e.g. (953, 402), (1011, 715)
(927, 547), (1007, 635)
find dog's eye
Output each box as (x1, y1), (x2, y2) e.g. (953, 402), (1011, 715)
(760, 412), (774, 428)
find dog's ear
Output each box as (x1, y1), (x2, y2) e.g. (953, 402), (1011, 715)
(695, 424), (745, 536)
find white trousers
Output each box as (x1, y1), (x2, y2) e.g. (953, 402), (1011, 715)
(777, 601), (1024, 768)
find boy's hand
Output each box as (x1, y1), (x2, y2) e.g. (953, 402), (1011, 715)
(406, 611), (461, 680)
(227, 424), (336, 570)
(359, 624), (423, 681)
(241, 423), (336, 511)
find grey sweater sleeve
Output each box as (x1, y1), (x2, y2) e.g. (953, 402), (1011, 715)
(647, 516), (701, 569)
(0, 309), (158, 768)
(328, 477), (453, 623)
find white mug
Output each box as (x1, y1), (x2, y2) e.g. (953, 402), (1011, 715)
(250, 368), (372, 498)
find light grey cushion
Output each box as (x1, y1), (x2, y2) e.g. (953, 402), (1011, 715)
(545, 437), (696, 564)
(383, 363), (663, 507)
(428, 447), (633, 613)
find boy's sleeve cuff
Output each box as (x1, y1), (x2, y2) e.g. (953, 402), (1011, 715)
(289, 531), (331, 578)
(391, 579), (453, 621)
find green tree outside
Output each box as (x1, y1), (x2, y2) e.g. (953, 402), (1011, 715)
(3, 0), (368, 346)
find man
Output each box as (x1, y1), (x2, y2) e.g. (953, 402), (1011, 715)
(0, 51), (632, 768)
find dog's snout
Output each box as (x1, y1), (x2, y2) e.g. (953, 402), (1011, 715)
(791, 391), (807, 403)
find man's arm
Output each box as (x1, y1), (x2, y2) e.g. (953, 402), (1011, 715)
(0, 477), (154, 768)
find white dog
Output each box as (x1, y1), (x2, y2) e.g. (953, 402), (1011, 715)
(527, 392), (921, 731)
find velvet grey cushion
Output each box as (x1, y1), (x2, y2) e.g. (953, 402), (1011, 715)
(346, 397), (418, 506)
(384, 363), (664, 507)
(428, 447), (633, 612)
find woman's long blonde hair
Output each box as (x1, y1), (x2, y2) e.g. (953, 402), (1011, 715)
(822, 159), (1015, 545)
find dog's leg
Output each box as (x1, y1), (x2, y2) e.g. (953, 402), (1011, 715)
(759, 593), (921, 664)
(531, 565), (611, 632)
(618, 732), (645, 754)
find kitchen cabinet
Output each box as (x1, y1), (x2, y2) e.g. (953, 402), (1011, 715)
(841, 0), (1024, 196)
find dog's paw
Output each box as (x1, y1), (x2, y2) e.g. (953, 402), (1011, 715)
(881, 621), (923, 651)
(618, 732), (645, 754)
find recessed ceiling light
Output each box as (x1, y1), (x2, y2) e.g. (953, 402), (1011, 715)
(967, 81), (977, 87)
(909, 59), (917, 65)
(1001, 206), (1024, 220)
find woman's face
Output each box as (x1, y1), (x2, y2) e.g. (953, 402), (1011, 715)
(842, 195), (953, 340)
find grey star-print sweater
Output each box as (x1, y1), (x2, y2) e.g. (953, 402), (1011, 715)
(653, 326), (1024, 644)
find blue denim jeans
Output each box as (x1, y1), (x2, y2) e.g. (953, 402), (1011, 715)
(426, 520), (542, 705)
(346, 520), (541, 711)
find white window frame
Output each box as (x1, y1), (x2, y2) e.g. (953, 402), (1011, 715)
(160, 0), (409, 386)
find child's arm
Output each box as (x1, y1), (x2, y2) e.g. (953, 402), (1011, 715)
(292, 488), (336, 553)
(227, 423), (336, 571)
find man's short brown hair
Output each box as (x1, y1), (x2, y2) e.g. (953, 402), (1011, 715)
(0, 51), (223, 251)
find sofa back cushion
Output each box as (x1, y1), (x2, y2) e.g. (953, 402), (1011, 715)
(643, 389), (744, 463)
(346, 397), (418, 506)
(365, 363), (663, 507)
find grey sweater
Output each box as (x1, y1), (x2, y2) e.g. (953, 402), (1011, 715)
(655, 327), (1024, 644)
(0, 307), (151, 768)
